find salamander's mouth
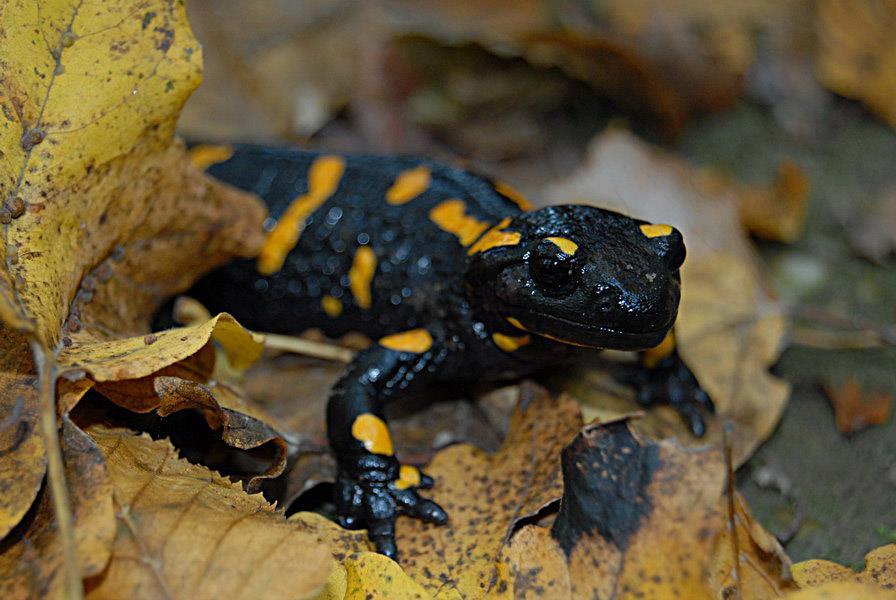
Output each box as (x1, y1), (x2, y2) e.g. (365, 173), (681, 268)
(505, 312), (674, 351)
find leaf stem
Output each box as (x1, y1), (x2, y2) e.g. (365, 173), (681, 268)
(261, 332), (355, 363)
(31, 341), (83, 600)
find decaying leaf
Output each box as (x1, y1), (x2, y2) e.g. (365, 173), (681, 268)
(393, 383), (581, 596)
(785, 581), (896, 599)
(823, 378), (893, 435)
(0, 375), (45, 541)
(291, 384), (580, 598)
(504, 416), (794, 599)
(545, 130), (790, 465)
(84, 424), (331, 600)
(0, 418), (114, 599)
(707, 491), (795, 598)
(816, 0), (896, 129)
(791, 544), (896, 594)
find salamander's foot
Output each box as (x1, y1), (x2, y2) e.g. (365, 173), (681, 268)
(335, 455), (448, 559)
(616, 353), (715, 437)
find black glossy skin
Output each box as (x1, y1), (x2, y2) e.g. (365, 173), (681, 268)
(187, 145), (713, 559)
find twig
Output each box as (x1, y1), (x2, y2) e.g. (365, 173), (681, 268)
(790, 326), (885, 350)
(261, 332), (355, 363)
(31, 341), (83, 600)
(723, 422), (742, 600)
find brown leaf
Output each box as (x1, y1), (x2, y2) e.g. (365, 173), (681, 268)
(698, 160), (811, 243)
(84, 424), (331, 600)
(547, 418), (726, 599)
(823, 378), (893, 435)
(393, 383), (581, 596)
(816, 0), (896, 128)
(0, 418), (115, 598)
(153, 377), (289, 486)
(504, 417), (793, 599)
(544, 130), (790, 466)
(791, 544), (896, 595)
(707, 491), (795, 598)
(0, 374), (45, 540)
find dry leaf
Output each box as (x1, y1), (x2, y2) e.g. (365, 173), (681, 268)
(707, 491), (795, 598)
(698, 160), (810, 243)
(0, 418), (115, 599)
(816, 0), (896, 128)
(504, 417), (793, 599)
(0, 375), (45, 540)
(791, 544), (896, 593)
(785, 581), (896, 600)
(823, 378), (893, 435)
(544, 130), (790, 465)
(291, 384), (580, 598)
(393, 383), (581, 597)
(84, 424), (331, 600)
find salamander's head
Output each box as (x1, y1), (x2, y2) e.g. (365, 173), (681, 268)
(465, 205), (685, 351)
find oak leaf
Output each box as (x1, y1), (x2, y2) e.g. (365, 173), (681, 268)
(544, 130), (790, 465)
(84, 424), (331, 600)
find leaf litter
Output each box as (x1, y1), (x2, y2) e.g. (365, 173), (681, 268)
(1, 0), (893, 599)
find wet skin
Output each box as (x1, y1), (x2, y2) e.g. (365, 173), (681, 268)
(184, 145), (714, 559)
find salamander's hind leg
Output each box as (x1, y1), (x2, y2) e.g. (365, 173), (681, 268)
(615, 331), (715, 436)
(327, 328), (450, 559)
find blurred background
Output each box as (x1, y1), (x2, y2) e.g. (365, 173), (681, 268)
(177, 0), (896, 566)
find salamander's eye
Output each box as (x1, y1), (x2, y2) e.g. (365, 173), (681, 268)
(530, 238), (577, 293)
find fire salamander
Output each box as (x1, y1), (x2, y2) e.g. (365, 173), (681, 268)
(184, 144), (714, 558)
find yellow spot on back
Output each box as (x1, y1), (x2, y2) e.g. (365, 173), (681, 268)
(467, 218), (521, 255)
(351, 414), (394, 456)
(492, 332), (531, 352)
(640, 223), (673, 238)
(257, 155), (346, 275)
(506, 317), (528, 332)
(643, 331), (676, 368)
(394, 465), (421, 490)
(546, 236), (579, 255)
(379, 329), (433, 353)
(321, 295), (342, 318)
(386, 166), (431, 205)
(494, 181), (534, 211)
(188, 144), (234, 170)
(349, 246), (377, 309)
(429, 199), (491, 246)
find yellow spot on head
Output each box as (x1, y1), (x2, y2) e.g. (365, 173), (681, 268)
(467, 218), (521, 255)
(321, 295), (342, 318)
(546, 236), (578, 255)
(640, 223), (674, 238)
(188, 144), (234, 170)
(351, 414), (394, 456)
(349, 246), (377, 309)
(494, 181), (534, 211)
(643, 331), (675, 368)
(386, 166), (431, 205)
(429, 199), (491, 246)
(492, 332), (531, 352)
(394, 465), (422, 490)
(379, 329), (433, 353)
(257, 155), (346, 275)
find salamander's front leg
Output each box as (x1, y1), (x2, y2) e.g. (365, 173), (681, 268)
(327, 329), (449, 559)
(617, 331), (715, 436)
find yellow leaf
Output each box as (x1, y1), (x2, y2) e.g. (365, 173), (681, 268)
(792, 545), (896, 593)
